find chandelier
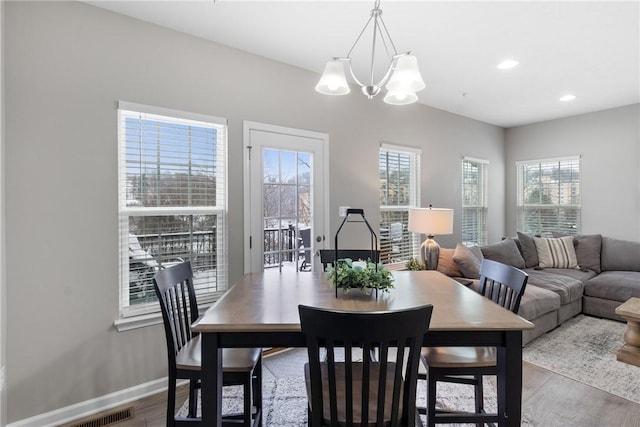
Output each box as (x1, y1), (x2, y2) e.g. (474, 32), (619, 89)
(315, 0), (425, 105)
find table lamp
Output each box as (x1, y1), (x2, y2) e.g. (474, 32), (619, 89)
(408, 206), (454, 270)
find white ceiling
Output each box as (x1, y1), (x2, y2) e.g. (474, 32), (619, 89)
(85, 0), (639, 128)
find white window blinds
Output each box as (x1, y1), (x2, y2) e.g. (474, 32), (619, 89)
(516, 156), (581, 235)
(462, 157), (489, 246)
(379, 144), (421, 266)
(118, 102), (228, 317)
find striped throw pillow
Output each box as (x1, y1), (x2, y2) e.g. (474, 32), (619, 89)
(533, 236), (579, 269)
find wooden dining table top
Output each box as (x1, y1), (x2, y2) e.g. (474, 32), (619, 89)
(192, 270), (534, 334)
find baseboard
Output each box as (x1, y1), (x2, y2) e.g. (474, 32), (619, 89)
(7, 377), (168, 427)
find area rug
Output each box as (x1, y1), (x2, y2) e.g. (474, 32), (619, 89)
(523, 314), (640, 404)
(177, 376), (497, 426)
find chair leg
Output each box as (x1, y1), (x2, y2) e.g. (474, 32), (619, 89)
(427, 369), (437, 427)
(167, 375), (177, 427)
(474, 374), (484, 427)
(254, 354), (263, 427)
(188, 379), (198, 418)
(244, 372), (252, 426)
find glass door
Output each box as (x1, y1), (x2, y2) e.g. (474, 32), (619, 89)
(244, 122), (328, 273)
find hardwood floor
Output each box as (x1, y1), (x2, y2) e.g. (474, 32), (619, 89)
(522, 362), (640, 427)
(60, 361), (640, 427)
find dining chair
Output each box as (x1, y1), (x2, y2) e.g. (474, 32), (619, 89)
(420, 259), (528, 427)
(153, 262), (263, 427)
(299, 304), (434, 427)
(318, 249), (381, 271)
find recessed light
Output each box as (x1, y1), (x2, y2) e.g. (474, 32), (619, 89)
(497, 59), (519, 70)
(559, 94), (576, 102)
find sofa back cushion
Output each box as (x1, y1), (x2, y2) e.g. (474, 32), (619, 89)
(534, 236), (579, 269)
(517, 232), (539, 268)
(480, 238), (526, 269)
(601, 237), (640, 272)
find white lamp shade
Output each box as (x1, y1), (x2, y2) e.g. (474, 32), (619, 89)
(385, 54), (426, 93)
(408, 208), (454, 235)
(383, 90), (418, 105)
(315, 60), (351, 95)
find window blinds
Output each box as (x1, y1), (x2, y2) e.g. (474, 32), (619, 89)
(516, 156), (581, 235)
(118, 102), (227, 317)
(379, 144), (420, 265)
(462, 157), (489, 246)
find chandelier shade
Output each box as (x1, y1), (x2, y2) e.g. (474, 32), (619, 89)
(385, 54), (425, 93)
(315, 0), (425, 105)
(315, 59), (351, 95)
(383, 90), (418, 106)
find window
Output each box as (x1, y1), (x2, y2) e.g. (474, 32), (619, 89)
(517, 156), (581, 235)
(118, 102), (227, 317)
(462, 157), (489, 246)
(379, 144), (420, 266)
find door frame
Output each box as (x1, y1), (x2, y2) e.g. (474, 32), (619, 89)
(242, 121), (330, 274)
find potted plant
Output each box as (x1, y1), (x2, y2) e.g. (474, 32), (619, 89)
(325, 258), (394, 294)
(406, 257), (425, 271)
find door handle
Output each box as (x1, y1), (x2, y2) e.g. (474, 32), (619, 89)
(315, 235), (322, 243)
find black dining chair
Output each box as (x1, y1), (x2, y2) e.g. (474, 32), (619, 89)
(154, 262), (263, 427)
(419, 259), (528, 427)
(299, 304), (433, 427)
(318, 249), (381, 271)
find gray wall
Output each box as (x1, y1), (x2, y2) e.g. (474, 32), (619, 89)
(1, 0), (6, 424)
(505, 104), (640, 241)
(4, 1), (505, 422)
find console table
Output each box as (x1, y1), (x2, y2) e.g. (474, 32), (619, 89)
(615, 297), (640, 367)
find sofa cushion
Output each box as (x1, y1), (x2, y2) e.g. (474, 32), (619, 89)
(481, 238), (526, 269)
(524, 269), (584, 304)
(574, 234), (602, 273)
(437, 248), (462, 277)
(601, 237), (640, 272)
(534, 236), (578, 269)
(542, 268), (597, 283)
(517, 284), (561, 322)
(517, 232), (539, 268)
(453, 244), (483, 279)
(584, 271), (640, 302)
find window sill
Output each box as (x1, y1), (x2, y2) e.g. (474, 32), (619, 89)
(114, 312), (163, 332)
(114, 303), (213, 332)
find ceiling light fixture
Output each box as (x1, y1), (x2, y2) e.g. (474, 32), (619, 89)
(559, 94), (576, 102)
(315, 0), (425, 105)
(497, 59), (520, 70)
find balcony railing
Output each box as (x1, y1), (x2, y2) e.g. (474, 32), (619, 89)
(263, 225), (298, 268)
(130, 227), (302, 304)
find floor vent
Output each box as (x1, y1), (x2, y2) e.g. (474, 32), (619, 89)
(69, 405), (135, 427)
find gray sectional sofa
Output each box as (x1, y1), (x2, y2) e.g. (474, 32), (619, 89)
(438, 234), (640, 345)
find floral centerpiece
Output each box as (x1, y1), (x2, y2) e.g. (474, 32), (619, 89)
(325, 258), (394, 293)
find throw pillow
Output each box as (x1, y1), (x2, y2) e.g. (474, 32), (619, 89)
(517, 232), (539, 268)
(533, 236), (579, 269)
(480, 238), (526, 269)
(453, 243), (483, 279)
(437, 248), (462, 277)
(574, 234), (602, 273)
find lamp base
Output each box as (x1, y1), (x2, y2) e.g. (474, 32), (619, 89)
(420, 236), (440, 270)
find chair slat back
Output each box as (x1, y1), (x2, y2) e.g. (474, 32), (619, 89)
(319, 249), (381, 270)
(299, 304), (433, 427)
(153, 262), (199, 361)
(477, 259), (528, 313)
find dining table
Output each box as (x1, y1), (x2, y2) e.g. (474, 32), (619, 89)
(191, 269), (534, 426)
